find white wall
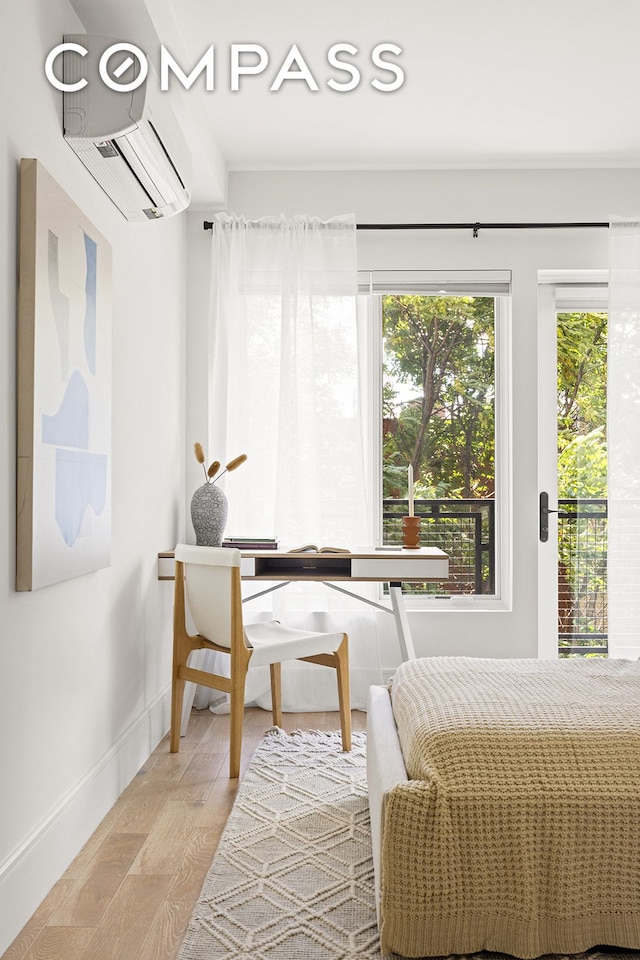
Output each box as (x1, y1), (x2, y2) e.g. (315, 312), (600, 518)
(188, 168), (640, 668)
(0, 0), (186, 950)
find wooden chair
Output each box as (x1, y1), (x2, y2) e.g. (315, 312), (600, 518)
(171, 544), (351, 777)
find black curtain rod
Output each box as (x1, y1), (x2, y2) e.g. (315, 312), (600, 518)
(203, 219), (609, 238)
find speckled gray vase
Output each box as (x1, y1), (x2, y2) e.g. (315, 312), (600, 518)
(190, 483), (228, 547)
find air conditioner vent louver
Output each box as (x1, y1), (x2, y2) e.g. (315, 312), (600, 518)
(111, 138), (160, 207)
(148, 121), (187, 192)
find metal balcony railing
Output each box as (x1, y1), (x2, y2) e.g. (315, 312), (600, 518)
(556, 498), (607, 656)
(383, 496), (608, 656)
(383, 498), (495, 596)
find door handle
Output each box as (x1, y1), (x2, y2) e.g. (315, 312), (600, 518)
(539, 491), (558, 542)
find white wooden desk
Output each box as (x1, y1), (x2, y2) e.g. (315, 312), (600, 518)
(158, 546), (448, 662)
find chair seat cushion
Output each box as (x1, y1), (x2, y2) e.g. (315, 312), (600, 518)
(244, 620), (344, 668)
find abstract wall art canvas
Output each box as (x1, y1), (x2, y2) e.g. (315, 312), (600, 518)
(17, 158), (112, 590)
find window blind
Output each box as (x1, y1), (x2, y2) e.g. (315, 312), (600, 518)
(357, 269), (512, 297)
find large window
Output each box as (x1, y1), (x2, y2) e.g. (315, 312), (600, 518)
(359, 270), (511, 606)
(382, 294), (496, 595)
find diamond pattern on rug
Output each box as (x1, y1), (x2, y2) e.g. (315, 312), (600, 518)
(176, 728), (636, 960)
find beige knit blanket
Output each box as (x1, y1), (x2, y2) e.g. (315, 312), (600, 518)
(383, 656), (640, 959)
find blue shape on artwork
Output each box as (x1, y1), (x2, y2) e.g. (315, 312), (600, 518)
(42, 371), (89, 449)
(55, 449), (108, 547)
(48, 231), (70, 381)
(83, 233), (97, 374)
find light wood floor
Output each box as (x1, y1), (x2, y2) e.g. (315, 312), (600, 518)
(3, 707), (366, 960)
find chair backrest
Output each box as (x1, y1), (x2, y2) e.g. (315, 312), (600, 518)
(175, 544), (242, 650)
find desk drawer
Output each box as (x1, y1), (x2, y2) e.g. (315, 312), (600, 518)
(351, 557), (449, 581)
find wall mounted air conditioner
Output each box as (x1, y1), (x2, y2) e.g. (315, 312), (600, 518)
(62, 35), (191, 221)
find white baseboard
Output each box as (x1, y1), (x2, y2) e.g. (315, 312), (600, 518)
(0, 686), (171, 956)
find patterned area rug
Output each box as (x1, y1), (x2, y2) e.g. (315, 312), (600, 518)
(177, 729), (379, 960)
(177, 728), (638, 960)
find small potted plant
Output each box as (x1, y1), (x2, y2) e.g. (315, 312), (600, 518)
(191, 443), (248, 546)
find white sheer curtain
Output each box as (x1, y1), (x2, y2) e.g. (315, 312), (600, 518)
(198, 213), (381, 710)
(608, 219), (640, 659)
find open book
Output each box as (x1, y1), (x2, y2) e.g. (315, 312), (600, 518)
(288, 544), (350, 554)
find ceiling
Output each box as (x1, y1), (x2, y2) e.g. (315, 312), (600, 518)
(69, 0), (640, 205)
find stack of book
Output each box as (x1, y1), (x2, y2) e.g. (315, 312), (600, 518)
(222, 536), (280, 550)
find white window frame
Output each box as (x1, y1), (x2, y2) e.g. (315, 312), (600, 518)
(359, 270), (512, 612)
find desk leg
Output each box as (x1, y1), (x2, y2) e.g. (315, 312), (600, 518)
(389, 583), (416, 662)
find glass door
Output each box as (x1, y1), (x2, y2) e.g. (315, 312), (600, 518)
(538, 277), (608, 658)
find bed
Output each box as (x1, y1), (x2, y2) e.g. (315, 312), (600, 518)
(367, 656), (640, 958)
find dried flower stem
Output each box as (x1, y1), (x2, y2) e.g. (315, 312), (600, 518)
(215, 453), (248, 482)
(193, 443), (247, 484)
(193, 442), (208, 481)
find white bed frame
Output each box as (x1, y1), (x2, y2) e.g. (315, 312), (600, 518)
(366, 684), (408, 924)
